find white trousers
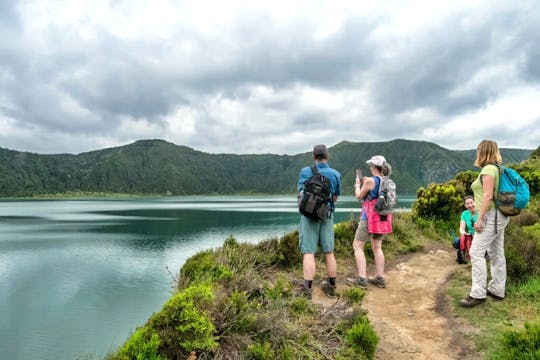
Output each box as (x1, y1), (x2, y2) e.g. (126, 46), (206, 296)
(469, 209), (509, 299)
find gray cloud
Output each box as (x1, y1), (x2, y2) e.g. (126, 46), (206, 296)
(0, 1), (539, 155)
(370, 15), (496, 117)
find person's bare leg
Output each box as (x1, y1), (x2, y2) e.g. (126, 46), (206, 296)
(303, 253), (316, 280)
(371, 239), (385, 277)
(325, 252), (337, 278)
(352, 239), (367, 278)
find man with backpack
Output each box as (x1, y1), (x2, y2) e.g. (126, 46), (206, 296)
(296, 144), (342, 299)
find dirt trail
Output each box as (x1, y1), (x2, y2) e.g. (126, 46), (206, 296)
(312, 248), (479, 359)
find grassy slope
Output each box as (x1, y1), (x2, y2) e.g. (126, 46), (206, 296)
(105, 211), (445, 360)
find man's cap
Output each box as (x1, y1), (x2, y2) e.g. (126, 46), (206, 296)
(313, 144), (328, 157)
(366, 155), (386, 167)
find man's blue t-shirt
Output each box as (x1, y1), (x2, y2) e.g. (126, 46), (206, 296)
(297, 162), (342, 198)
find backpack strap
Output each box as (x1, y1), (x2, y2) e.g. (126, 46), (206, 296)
(492, 163), (503, 233)
(366, 176), (381, 201)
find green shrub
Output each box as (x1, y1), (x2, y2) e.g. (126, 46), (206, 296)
(505, 222), (540, 282)
(529, 197), (540, 216)
(263, 276), (293, 301)
(289, 297), (315, 316)
(255, 237), (283, 267)
(341, 287), (365, 305)
(498, 321), (540, 359)
(413, 183), (463, 222)
(386, 213), (425, 254)
(453, 170), (479, 196)
(149, 285), (218, 358)
(277, 230), (302, 267)
(334, 220), (356, 255)
(511, 164), (540, 196)
(245, 341), (274, 360)
(345, 316), (378, 359)
(214, 290), (257, 335)
(522, 223), (540, 238)
(512, 210), (540, 227)
(221, 240), (259, 274)
(223, 235), (239, 248)
(178, 250), (232, 289)
(511, 276), (540, 299)
(115, 327), (163, 360)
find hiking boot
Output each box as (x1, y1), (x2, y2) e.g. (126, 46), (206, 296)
(368, 276), (386, 288)
(487, 290), (504, 301)
(346, 276), (368, 290)
(321, 281), (337, 299)
(295, 285), (312, 300)
(459, 296), (486, 308)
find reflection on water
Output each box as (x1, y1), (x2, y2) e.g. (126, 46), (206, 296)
(0, 195), (413, 360)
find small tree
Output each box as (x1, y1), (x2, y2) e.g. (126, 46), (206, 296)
(413, 183), (463, 222)
(510, 164), (540, 196)
(453, 170), (479, 196)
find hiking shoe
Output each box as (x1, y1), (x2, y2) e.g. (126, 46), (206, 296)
(487, 290), (504, 301)
(368, 276), (386, 288)
(346, 276), (368, 290)
(321, 281), (337, 299)
(295, 285), (312, 300)
(459, 296), (486, 308)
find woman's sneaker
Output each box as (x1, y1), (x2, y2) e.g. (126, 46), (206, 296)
(368, 276), (386, 288)
(346, 276), (368, 290)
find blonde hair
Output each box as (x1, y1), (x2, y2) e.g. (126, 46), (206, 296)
(474, 140), (502, 167)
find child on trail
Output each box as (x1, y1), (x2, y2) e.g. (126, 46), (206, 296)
(458, 195), (478, 263)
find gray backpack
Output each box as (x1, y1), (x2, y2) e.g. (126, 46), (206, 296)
(374, 176), (397, 215)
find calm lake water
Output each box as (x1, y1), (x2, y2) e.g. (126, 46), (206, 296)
(0, 195), (414, 360)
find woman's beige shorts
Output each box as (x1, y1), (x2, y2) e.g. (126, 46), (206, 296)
(354, 220), (384, 241)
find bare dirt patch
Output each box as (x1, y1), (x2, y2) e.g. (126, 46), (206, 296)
(311, 247), (480, 359)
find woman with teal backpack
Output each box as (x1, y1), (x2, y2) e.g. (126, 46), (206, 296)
(460, 140), (510, 308)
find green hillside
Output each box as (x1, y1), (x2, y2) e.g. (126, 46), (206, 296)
(0, 139), (534, 197)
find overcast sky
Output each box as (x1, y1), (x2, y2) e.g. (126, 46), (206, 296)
(1, 0), (539, 155)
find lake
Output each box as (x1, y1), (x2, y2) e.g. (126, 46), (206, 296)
(0, 195), (414, 360)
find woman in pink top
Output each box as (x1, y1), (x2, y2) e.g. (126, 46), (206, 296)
(346, 155), (393, 289)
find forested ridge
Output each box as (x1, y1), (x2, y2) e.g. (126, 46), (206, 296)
(0, 139), (533, 197)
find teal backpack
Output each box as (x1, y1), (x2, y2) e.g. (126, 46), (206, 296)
(494, 164), (530, 216)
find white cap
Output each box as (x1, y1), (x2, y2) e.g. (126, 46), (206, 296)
(366, 155), (386, 167)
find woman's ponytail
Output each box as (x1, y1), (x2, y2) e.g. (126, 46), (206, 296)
(381, 163), (392, 176)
